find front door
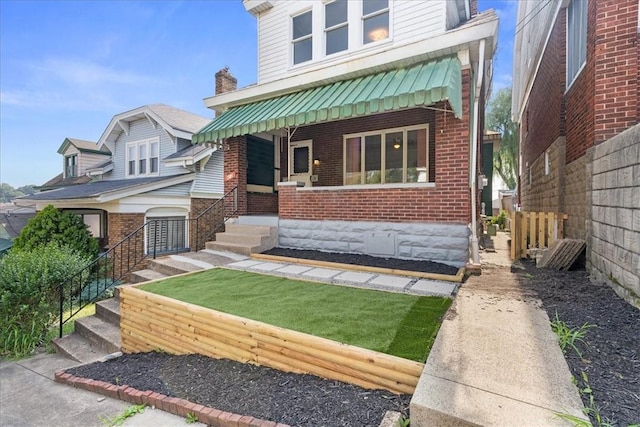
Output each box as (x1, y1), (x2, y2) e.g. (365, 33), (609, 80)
(289, 140), (313, 187)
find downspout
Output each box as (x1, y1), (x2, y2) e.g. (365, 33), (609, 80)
(470, 38), (485, 265)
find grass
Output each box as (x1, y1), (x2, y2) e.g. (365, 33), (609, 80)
(140, 268), (452, 362)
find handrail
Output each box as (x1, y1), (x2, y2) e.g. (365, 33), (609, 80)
(58, 186), (238, 337)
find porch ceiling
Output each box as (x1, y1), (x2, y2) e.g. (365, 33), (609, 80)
(193, 56), (462, 144)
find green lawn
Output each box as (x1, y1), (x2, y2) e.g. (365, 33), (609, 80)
(140, 269), (452, 362)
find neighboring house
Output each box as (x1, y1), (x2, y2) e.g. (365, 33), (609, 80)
(0, 208), (36, 255)
(36, 138), (112, 191)
(481, 130), (501, 216)
(17, 104), (222, 254)
(193, 0), (498, 268)
(512, 0), (640, 306)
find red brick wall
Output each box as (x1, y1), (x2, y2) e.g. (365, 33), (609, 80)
(190, 198), (224, 250)
(592, 0), (639, 144)
(279, 69), (472, 224)
(108, 213), (145, 246)
(247, 193), (278, 214)
(224, 136), (248, 215)
(522, 12), (566, 167)
(281, 108), (436, 186)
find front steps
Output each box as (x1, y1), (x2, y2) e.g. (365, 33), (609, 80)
(206, 223), (278, 256)
(53, 250), (241, 363)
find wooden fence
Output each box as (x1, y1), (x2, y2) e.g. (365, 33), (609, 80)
(510, 211), (568, 260)
(119, 286), (424, 395)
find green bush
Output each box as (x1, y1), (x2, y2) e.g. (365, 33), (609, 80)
(13, 205), (99, 259)
(0, 243), (91, 358)
(491, 210), (509, 230)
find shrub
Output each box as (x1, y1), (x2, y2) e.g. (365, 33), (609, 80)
(0, 242), (91, 358)
(13, 205), (99, 259)
(491, 210), (509, 230)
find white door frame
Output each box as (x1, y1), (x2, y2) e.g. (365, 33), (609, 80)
(289, 139), (313, 187)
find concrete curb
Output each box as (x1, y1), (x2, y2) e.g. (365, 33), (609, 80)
(54, 370), (289, 427)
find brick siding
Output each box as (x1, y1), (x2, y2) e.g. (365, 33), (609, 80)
(190, 197), (224, 251)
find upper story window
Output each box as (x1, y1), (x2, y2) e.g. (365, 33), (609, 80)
(292, 10), (313, 65)
(344, 125), (430, 185)
(566, 0), (587, 88)
(126, 138), (159, 177)
(363, 0), (389, 44)
(64, 155), (77, 178)
(325, 0), (348, 56)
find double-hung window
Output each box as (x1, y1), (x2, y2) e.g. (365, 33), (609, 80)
(344, 125), (430, 185)
(64, 155), (77, 178)
(566, 0), (587, 87)
(292, 10), (313, 65)
(325, 0), (348, 56)
(362, 0), (389, 44)
(126, 138), (159, 177)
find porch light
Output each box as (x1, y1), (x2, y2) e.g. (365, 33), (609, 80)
(393, 139), (401, 149)
(313, 158), (320, 166)
(368, 28), (388, 42)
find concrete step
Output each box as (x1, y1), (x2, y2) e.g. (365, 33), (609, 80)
(114, 283), (138, 299)
(236, 215), (279, 227)
(74, 316), (121, 354)
(225, 223), (276, 236)
(215, 231), (268, 246)
(205, 241), (258, 256)
(130, 268), (168, 284)
(147, 257), (203, 276)
(95, 298), (120, 325)
(178, 249), (244, 265)
(52, 332), (112, 364)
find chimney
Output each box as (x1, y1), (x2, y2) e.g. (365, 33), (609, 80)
(215, 67), (237, 95)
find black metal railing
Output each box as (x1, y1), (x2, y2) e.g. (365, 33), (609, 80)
(57, 186), (238, 337)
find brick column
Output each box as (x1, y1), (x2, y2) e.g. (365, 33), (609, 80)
(190, 197), (223, 251)
(224, 136), (248, 216)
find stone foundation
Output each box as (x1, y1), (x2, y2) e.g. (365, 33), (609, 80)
(279, 219), (469, 268)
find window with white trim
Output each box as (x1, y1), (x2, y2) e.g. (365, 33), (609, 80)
(344, 125), (430, 185)
(325, 0), (348, 56)
(567, 0), (587, 87)
(64, 155), (77, 178)
(363, 0), (389, 44)
(292, 10), (313, 65)
(126, 138), (159, 177)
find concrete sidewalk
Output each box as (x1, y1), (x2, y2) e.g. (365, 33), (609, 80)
(410, 232), (587, 426)
(0, 353), (203, 427)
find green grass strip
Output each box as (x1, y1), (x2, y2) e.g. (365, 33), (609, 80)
(140, 268), (451, 362)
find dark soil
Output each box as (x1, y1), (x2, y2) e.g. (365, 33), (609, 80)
(67, 353), (410, 426)
(518, 261), (640, 426)
(263, 248), (459, 276)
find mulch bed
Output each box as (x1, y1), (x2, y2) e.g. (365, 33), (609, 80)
(518, 260), (640, 426)
(66, 353), (410, 426)
(262, 248), (459, 276)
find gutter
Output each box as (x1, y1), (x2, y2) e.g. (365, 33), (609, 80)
(470, 38), (485, 266)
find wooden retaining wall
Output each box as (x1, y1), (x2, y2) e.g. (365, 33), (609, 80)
(119, 286), (424, 395)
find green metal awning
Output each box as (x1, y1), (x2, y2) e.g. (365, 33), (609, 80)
(193, 56), (462, 143)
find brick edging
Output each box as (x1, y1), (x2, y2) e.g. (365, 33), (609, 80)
(54, 370), (289, 427)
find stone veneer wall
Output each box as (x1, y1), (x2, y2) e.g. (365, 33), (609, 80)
(521, 136), (566, 213)
(279, 218), (469, 268)
(564, 155), (590, 240)
(589, 124), (640, 308)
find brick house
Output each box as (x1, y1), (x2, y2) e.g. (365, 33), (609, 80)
(17, 104), (224, 254)
(194, 0), (498, 268)
(512, 0), (640, 306)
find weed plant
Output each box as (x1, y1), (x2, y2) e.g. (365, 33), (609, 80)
(550, 312), (595, 357)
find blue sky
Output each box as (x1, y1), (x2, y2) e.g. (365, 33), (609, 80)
(0, 0), (517, 188)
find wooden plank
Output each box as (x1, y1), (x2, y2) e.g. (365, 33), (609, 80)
(538, 212), (546, 248)
(520, 212), (528, 258)
(529, 212), (537, 249)
(547, 212), (556, 247)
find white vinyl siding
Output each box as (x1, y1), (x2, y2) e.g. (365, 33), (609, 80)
(566, 0), (587, 88)
(191, 150), (225, 195)
(257, 0), (447, 83)
(60, 145), (110, 178)
(111, 118), (185, 180)
(144, 182), (193, 197)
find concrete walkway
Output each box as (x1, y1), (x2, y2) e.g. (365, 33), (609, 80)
(216, 252), (458, 298)
(0, 353), (203, 427)
(410, 231), (587, 426)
